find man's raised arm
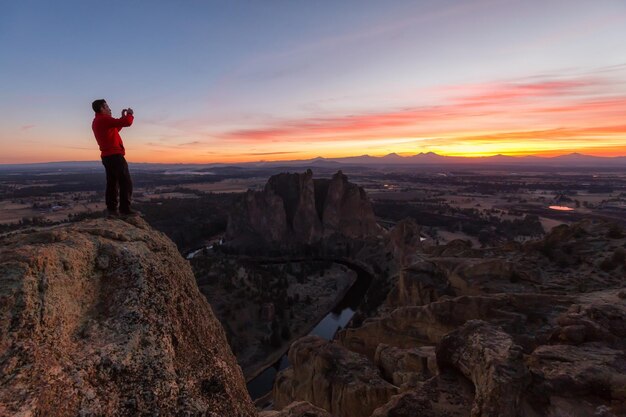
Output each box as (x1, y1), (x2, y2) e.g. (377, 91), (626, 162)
(103, 110), (134, 130)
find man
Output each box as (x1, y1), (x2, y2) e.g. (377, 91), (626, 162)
(91, 99), (137, 217)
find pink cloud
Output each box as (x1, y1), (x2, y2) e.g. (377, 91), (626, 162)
(219, 76), (626, 144)
(454, 79), (593, 105)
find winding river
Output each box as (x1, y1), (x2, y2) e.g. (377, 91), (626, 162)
(246, 260), (373, 401)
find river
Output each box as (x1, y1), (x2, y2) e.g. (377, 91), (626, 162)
(246, 261), (372, 401)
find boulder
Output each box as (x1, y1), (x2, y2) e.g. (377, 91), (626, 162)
(374, 344), (437, 388)
(273, 335), (398, 417)
(370, 373), (474, 417)
(526, 344), (626, 416)
(436, 320), (530, 417)
(0, 218), (255, 417)
(551, 290), (626, 347)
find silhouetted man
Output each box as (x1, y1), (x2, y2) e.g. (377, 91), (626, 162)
(91, 99), (137, 217)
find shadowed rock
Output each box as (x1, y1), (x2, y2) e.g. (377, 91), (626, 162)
(436, 320), (530, 417)
(226, 170), (380, 252)
(388, 217), (424, 266)
(338, 293), (573, 360)
(0, 218), (255, 417)
(384, 261), (452, 308)
(374, 344), (437, 388)
(273, 335), (398, 417)
(371, 373), (474, 417)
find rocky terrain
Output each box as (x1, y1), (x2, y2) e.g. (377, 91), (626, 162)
(191, 256), (357, 378)
(0, 217), (255, 416)
(2, 169), (624, 417)
(226, 170), (381, 253)
(272, 220), (626, 417)
(212, 170), (398, 382)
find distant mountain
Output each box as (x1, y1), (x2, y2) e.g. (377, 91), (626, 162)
(250, 156), (341, 168)
(276, 152), (626, 167)
(1, 153), (625, 172)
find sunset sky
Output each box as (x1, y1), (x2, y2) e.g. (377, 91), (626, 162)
(1, 0), (626, 164)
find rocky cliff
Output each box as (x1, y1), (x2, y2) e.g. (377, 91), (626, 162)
(0, 217), (256, 417)
(226, 170), (381, 252)
(273, 220), (626, 417)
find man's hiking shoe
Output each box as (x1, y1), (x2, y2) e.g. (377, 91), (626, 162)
(120, 209), (141, 217)
(105, 209), (120, 219)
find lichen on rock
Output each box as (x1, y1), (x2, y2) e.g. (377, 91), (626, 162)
(0, 217), (256, 417)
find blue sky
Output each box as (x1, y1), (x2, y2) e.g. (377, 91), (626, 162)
(2, 0), (626, 163)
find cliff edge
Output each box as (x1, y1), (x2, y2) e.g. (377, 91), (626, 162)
(0, 217), (256, 416)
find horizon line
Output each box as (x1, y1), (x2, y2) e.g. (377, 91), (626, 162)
(1, 151), (626, 166)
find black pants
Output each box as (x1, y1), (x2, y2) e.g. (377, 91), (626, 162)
(101, 154), (133, 212)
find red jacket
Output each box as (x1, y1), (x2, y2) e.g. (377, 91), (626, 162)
(92, 113), (134, 157)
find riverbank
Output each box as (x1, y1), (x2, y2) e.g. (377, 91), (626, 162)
(243, 272), (356, 381)
(246, 261), (375, 401)
(191, 255), (359, 382)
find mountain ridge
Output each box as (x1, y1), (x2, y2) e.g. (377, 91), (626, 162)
(2, 152), (625, 170)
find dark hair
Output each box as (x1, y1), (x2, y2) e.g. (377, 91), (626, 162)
(92, 99), (106, 113)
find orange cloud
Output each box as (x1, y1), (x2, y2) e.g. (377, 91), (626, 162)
(217, 76), (626, 160)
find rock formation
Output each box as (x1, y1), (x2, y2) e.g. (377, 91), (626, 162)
(374, 344), (437, 388)
(273, 336), (399, 417)
(382, 261), (451, 309)
(388, 217), (424, 266)
(370, 373), (474, 417)
(436, 320), (530, 417)
(0, 218), (255, 417)
(226, 170), (380, 252)
(274, 221), (626, 417)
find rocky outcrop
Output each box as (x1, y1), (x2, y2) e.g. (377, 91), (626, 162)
(260, 401), (333, 417)
(436, 320), (530, 417)
(320, 171), (379, 239)
(370, 373), (474, 417)
(521, 221), (626, 293)
(0, 218), (255, 417)
(383, 261), (451, 308)
(551, 290), (626, 347)
(524, 289), (626, 417)
(273, 336), (398, 417)
(272, 221), (625, 417)
(446, 258), (538, 295)
(388, 217), (424, 266)
(226, 170), (380, 252)
(338, 293), (573, 359)
(528, 344), (626, 412)
(374, 344), (437, 388)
